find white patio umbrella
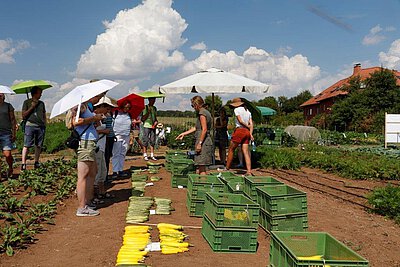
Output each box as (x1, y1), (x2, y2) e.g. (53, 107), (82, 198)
(160, 67), (269, 122)
(160, 67), (269, 114)
(0, 85), (15, 94)
(50, 79), (119, 119)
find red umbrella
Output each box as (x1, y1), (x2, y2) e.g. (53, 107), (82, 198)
(117, 93), (145, 119)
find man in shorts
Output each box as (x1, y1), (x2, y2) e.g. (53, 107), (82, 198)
(141, 97), (158, 161)
(21, 86), (46, 170)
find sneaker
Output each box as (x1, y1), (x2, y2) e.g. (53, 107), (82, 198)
(34, 162), (40, 169)
(76, 205), (100, 217)
(20, 164), (26, 171)
(87, 201), (97, 210)
(144, 156), (149, 161)
(150, 156), (157, 161)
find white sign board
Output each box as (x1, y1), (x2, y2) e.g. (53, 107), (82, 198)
(385, 113), (400, 148)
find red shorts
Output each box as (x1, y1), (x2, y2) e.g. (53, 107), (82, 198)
(231, 127), (251, 145)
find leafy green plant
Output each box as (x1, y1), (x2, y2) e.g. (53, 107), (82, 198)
(368, 185), (400, 224)
(0, 197), (26, 213)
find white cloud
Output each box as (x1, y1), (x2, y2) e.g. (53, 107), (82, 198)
(0, 39), (30, 64)
(362, 24), (396, 46)
(362, 25), (385, 45)
(190, 42), (207, 51)
(76, 0), (187, 79)
(172, 46), (320, 98)
(379, 39), (400, 69)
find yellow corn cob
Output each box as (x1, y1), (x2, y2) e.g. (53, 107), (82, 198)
(160, 241), (190, 248)
(157, 223), (183, 230)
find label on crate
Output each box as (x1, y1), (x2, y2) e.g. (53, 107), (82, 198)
(149, 209), (156, 215)
(178, 185), (184, 189)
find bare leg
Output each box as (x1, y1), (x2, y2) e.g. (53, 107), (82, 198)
(198, 165), (207, 175)
(77, 161), (90, 209)
(242, 144), (252, 174)
(34, 146), (41, 162)
(3, 150), (13, 176)
(86, 161), (97, 203)
(21, 147), (29, 165)
(226, 142), (239, 170)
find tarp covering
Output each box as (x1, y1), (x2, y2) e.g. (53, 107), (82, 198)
(257, 106), (276, 116)
(284, 125), (321, 143)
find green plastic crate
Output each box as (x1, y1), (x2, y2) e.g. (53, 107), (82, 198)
(201, 214), (258, 253)
(269, 231), (369, 267)
(259, 208), (308, 233)
(171, 174), (189, 188)
(204, 192), (260, 228)
(256, 185), (307, 216)
(187, 174), (225, 200)
(220, 176), (245, 194)
(243, 176), (284, 201)
(186, 192), (205, 217)
(170, 158), (195, 175)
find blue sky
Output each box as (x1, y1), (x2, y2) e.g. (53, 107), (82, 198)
(1, 0), (399, 111)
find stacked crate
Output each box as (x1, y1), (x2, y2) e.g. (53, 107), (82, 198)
(216, 172), (245, 194)
(186, 174), (225, 217)
(165, 150), (187, 172)
(169, 158), (195, 188)
(256, 184), (308, 232)
(243, 176), (284, 201)
(202, 192), (260, 253)
(269, 231), (369, 266)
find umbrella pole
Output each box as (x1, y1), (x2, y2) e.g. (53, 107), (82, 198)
(211, 93), (215, 165)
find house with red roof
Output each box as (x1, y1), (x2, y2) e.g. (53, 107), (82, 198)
(300, 64), (400, 125)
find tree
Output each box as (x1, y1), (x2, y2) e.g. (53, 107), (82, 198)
(205, 94), (222, 116)
(328, 69), (400, 133)
(254, 96), (279, 111)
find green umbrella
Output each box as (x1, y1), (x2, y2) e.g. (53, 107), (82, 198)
(257, 106), (276, 116)
(137, 90), (165, 99)
(11, 80), (52, 95)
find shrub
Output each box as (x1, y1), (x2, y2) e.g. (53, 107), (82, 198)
(368, 185), (400, 224)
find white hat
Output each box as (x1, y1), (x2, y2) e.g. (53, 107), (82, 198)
(95, 96), (117, 107)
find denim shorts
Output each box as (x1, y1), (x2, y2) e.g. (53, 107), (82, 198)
(24, 125), (45, 148)
(0, 133), (12, 151)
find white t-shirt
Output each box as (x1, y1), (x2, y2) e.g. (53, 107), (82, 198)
(234, 106), (252, 128)
(113, 112), (131, 136)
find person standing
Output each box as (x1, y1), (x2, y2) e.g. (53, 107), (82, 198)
(111, 101), (132, 178)
(214, 107), (229, 165)
(130, 115), (144, 153)
(141, 97), (158, 161)
(21, 86), (46, 170)
(0, 93), (17, 178)
(72, 93), (105, 217)
(176, 96), (213, 175)
(97, 96), (116, 182)
(226, 98), (254, 176)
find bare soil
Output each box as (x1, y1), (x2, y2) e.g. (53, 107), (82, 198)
(1, 150), (400, 267)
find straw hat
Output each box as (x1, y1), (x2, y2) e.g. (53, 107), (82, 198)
(229, 97), (244, 107)
(95, 96), (117, 107)
(157, 122), (164, 128)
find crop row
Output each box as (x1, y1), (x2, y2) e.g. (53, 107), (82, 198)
(0, 158), (77, 256)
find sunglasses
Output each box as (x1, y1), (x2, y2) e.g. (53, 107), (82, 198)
(191, 104), (195, 108)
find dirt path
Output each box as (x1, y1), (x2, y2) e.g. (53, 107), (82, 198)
(1, 155), (400, 267)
